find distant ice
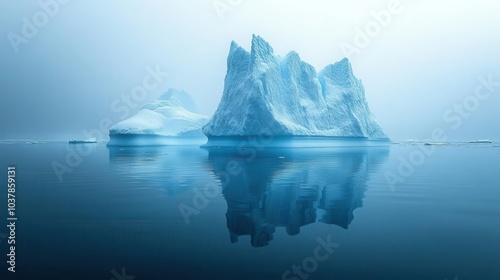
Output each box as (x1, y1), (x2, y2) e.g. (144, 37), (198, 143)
(69, 137), (98, 144)
(469, 139), (492, 144)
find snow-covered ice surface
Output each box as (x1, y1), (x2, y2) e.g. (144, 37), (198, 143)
(108, 89), (209, 146)
(203, 35), (388, 147)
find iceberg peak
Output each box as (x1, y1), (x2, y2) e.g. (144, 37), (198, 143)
(227, 41), (250, 70)
(319, 57), (356, 87)
(157, 88), (200, 113)
(229, 40), (241, 52)
(250, 34), (275, 70)
(251, 34), (274, 54)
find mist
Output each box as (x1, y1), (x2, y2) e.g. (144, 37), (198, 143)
(1, 0), (499, 141)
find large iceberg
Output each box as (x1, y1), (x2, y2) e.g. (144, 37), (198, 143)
(203, 35), (388, 145)
(108, 89), (210, 146)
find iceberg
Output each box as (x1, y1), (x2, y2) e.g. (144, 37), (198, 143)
(203, 35), (389, 146)
(108, 89), (210, 146)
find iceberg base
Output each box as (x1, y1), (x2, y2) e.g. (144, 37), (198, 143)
(202, 136), (390, 148)
(107, 134), (207, 147)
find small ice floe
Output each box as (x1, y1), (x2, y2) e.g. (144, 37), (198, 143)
(469, 139), (492, 144)
(423, 142), (448, 146)
(69, 137), (98, 144)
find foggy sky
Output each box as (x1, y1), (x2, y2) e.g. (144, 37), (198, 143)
(1, 0), (499, 141)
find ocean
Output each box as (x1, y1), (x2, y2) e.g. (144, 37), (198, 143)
(1, 141), (499, 280)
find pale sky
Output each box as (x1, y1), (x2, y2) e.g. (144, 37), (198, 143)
(1, 0), (499, 141)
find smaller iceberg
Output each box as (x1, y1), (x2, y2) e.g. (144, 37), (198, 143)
(107, 89), (210, 146)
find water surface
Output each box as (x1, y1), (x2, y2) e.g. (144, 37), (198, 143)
(0, 142), (499, 280)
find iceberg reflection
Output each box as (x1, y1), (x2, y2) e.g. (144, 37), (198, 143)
(108, 146), (211, 196)
(205, 147), (389, 247)
(108, 144), (389, 248)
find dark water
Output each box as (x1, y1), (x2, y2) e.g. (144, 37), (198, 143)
(0, 142), (499, 280)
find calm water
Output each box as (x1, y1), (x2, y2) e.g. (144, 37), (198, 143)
(0, 142), (499, 280)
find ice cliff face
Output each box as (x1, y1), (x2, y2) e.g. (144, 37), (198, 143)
(109, 89), (209, 137)
(203, 35), (388, 139)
